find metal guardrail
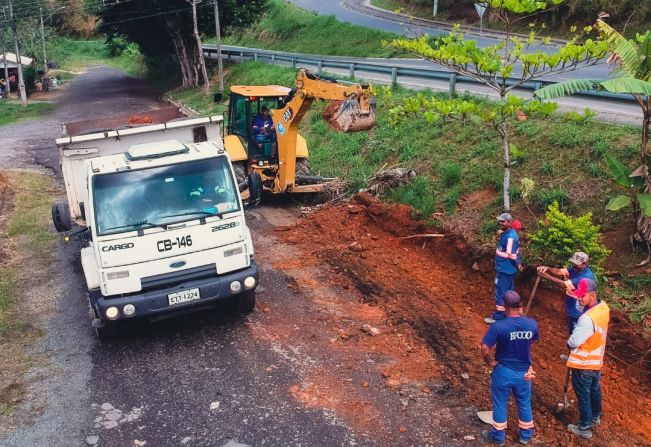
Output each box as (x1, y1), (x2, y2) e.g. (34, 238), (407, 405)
(203, 45), (633, 103)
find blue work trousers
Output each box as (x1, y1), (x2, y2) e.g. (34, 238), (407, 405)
(493, 272), (515, 320)
(571, 369), (602, 430)
(490, 364), (534, 443)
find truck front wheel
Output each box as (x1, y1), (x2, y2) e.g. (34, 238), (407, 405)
(94, 322), (116, 339)
(237, 289), (256, 313)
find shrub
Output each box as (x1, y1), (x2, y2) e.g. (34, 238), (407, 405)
(528, 202), (611, 276)
(439, 161), (461, 187)
(444, 186), (460, 214)
(536, 187), (570, 211)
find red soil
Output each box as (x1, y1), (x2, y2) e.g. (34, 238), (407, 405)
(275, 193), (651, 446)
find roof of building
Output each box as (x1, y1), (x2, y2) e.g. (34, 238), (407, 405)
(0, 52), (34, 66)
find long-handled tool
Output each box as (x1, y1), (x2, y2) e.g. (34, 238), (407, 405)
(524, 275), (541, 315)
(555, 366), (571, 413)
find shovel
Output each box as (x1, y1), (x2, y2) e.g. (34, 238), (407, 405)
(524, 275), (541, 316)
(555, 367), (571, 413)
(477, 410), (493, 425)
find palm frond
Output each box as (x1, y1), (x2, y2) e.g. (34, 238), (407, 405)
(534, 79), (600, 99)
(639, 31), (651, 81)
(601, 78), (651, 95)
(596, 19), (641, 78)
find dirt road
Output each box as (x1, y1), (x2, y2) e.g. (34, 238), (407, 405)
(1, 66), (649, 447)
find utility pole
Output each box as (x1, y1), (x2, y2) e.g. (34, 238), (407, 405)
(1, 5), (11, 99)
(40, 7), (47, 71)
(432, 0), (438, 17)
(213, 0), (223, 92)
(8, 0), (27, 106)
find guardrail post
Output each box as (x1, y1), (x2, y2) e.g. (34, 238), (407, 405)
(239, 51), (244, 61)
(391, 67), (398, 85)
(226, 51), (230, 61)
(271, 54), (276, 65)
(449, 73), (457, 98)
(254, 52), (258, 62)
(317, 60), (323, 75)
(292, 58), (296, 68)
(349, 63), (355, 78)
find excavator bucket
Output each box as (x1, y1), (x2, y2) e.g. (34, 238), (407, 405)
(323, 98), (376, 132)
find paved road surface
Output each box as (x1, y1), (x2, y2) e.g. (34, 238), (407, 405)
(0, 67), (479, 447)
(287, 0), (612, 82)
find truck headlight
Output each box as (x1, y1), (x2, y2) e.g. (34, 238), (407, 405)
(230, 281), (242, 293)
(106, 306), (119, 320)
(244, 276), (256, 289)
(107, 270), (130, 280)
(123, 304), (136, 317)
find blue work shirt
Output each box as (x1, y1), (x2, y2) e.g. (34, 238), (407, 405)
(482, 316), (539, 372)
(564, 265), (596, 318)
(495, 228), (519, 274)
(253, 114), (274, 134)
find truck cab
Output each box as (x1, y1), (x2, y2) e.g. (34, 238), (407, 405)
(53, 111), (260, 338)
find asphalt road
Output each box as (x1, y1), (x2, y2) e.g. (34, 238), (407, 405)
(0, 67), (479, 447)
(286, 0), (612, 82)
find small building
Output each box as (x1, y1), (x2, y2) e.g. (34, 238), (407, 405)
(0, 52), (35, 91)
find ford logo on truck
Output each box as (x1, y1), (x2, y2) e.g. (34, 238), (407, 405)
(102, 242), (135, 252)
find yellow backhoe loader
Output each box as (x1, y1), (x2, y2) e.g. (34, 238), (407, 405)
(222, 69), (376, 196)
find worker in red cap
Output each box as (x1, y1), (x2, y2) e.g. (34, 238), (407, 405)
(486, 213), (523, 324)
(565, 278), (609, 440)
(480, 290), (538, 445)
(537, 251), (596, 335)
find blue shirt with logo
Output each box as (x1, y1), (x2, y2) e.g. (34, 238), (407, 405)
(565, 265), (596, 318)
(482, 316), (539, 372)
(253, 115), (274, 134)
(494, 228), (519, 274)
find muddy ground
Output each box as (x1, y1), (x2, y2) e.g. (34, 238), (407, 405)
(0, 66), (649, 447)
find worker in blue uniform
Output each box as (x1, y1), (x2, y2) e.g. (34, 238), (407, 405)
(480, 290), (538, 446)
(486, 212), (522, 324)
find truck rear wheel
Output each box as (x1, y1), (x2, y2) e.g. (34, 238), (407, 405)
(233, 161), (247, 184)
(237, 289), (256, 313)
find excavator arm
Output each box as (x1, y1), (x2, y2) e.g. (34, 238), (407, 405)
(271, 69), (376, 193)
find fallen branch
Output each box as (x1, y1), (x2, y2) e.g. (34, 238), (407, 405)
(400, 234), (446, 240)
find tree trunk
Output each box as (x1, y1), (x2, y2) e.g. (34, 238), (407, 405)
(498, 121), (511, 212)
(188, 0), (210, 95)
(165, 17), (193, 87)
(633, 105), (651, 264)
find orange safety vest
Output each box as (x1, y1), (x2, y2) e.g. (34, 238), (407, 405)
(567, 302), (610, 370)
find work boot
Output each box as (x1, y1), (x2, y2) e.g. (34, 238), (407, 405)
(480, 430), (505, 446)
(519, 438), (530, 445)
(484, 317), (496, 324)
(567, 424), (593, 439)
(592, 417), (601, 426)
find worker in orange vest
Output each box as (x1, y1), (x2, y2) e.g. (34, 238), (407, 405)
(565, 278), (609, 440)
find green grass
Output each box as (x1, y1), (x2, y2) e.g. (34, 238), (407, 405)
(223, 0), (400, 57)
(6, 173), (57, 254)
(49, 37), (144, 76)
(0, 102), (56, 127)
(0, 267), (16, 334)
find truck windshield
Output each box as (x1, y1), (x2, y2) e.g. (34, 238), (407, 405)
(93, 157), (239, 236)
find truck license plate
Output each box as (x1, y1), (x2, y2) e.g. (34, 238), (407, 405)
(168, 288), (200, 306)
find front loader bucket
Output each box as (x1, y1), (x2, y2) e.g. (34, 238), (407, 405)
(323, 99), (376, 132)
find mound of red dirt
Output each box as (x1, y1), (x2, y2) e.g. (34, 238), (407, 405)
(278, 193), (651, 446)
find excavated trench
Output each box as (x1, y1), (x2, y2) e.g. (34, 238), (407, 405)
(272, 193), (651, 447)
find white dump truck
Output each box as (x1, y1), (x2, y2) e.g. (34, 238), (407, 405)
(52, 108), (262, 338)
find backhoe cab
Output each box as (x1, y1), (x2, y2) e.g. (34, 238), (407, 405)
(223, 69), (376, 196)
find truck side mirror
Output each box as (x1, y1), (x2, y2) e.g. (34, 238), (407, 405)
(213, 92), (223, 103)
(244, 173), (263, 210)
(52, 201), (73, 232)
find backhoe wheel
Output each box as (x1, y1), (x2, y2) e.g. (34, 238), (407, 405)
(296, 158), (311, 176)
(233, 161), (247, 184)
(237, 289), (256, 314)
